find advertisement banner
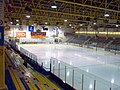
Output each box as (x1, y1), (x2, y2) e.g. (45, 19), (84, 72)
(16, 32), (26, 38)
(31, 32), (46, 38)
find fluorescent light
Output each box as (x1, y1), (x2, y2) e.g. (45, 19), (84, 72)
(51, 5), (57, 9)
(75, 31), (120, 35)
(64, 19), (67, 22)
(116, 24), (119, 27)
(26, 15), (30, 18)
(93, 23), (96, 25)
(16, 20), (19, 22)
(104, 13), (110, 17)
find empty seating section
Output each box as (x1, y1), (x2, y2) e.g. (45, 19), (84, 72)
(68, 35), (91, 45)
(63, 34), (120, 52)
(5, 48), (60, 90)
(107, 40), (120, 51)
(65, 35), (120, 51)
(84, 37), (120, 51)
(88, 37), (111, 48)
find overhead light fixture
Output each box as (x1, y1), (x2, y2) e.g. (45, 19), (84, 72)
(71, 27), (74, 29)
(45, 22), (48, 24)
(16, 20), (19, 22)
(64, 19), (67, 22)
(80, 24), (83, 26)
(26, 15), (30, 18)
(116, 24), (119, 27)
(16, 23), (19, 25)
(51, 5), (57, 9)
(104, 13), (110, 17)
(93, 23), (96, 25)
(10, 22), (13, 24)
(69, 24), (72, 26)
(51, 1), (57, 9)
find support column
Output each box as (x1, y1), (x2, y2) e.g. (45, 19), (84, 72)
(0, 27), (7, 90)
(0, 0), (7, 89)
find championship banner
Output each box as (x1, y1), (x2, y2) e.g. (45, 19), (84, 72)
(16, 32), (26, 38)
(31, 32), (46, 38)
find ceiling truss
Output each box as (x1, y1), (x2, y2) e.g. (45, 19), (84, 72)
(4, 0), (120, 26)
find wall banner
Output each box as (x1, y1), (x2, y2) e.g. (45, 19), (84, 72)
(16, 32), (26, 38)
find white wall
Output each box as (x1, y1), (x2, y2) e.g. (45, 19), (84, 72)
(8, 25), (66, 39)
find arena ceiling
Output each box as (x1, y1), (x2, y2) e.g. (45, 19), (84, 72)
(4, 0), (120, 27)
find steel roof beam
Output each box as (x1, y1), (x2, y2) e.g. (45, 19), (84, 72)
(56, 0), (120, 13)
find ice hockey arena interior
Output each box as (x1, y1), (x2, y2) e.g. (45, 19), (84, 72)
(0, 0), (120, 90)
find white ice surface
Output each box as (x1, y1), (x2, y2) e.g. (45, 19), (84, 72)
(19, 44), (120, 89)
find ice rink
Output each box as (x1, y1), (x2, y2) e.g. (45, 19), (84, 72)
(19, 44), (120, 90)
